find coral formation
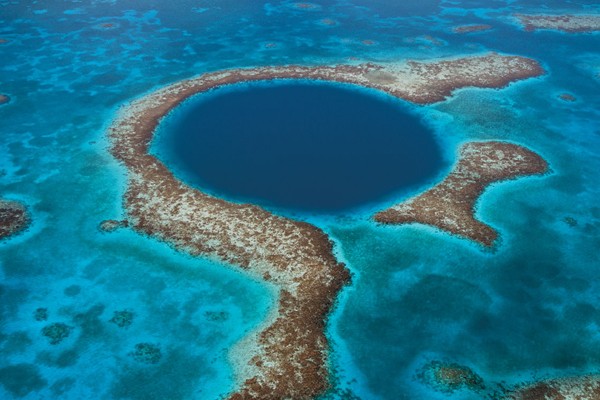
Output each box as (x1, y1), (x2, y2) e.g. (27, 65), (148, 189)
(205, 311), (229, 322)
(0, 199), (30, 240)
(320, 18), (337, 26)
(563, 216), (578, 227)
(374, 141), (549, 246)
(109, 310), (134, 328)
(130, 343), (162, 364)
(559, 93), (577, 102)
(108, 53), (543, 398)
(506, 375), (600, 399)
(294, 3), (318, 9)
(34, 308), (48, 322)
(418, 360), (485, 394)
(42, 323), (72, 345)
(516, 14), (600, 33)
(453, 24), (493, 34)
(99, 219), (128, 233)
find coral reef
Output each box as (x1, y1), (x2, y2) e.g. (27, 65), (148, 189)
(41, 323), (72, 345)
(320, 18), (337, 26)
(516, 14), (600, 33)
(34, 308), (48, 322)
(453, 24), (493, 34)
(108, 53), (543, 398)
(559, 93), (577, 102)
(420, 35), (444, 46)
(0, 199), (30, 240)
(130, 343), (162, 364)
(109, 310), (134, 328)
(505, 375), (600, 399)
(99, 219), (128, 233)
(205, 311), (229, 322)
(294, 3), (318, 10)
(563, 216), (578, 227)
(374, 141), (548, 246)
(417, 360), (485, 394)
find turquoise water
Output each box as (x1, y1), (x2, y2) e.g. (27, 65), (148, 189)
(1, 1), (599, 399)
(154, 82), (445, 214)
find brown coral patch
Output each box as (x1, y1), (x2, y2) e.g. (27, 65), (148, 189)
(418, 360), (485, 394)
(294, 2), (318, 10)
(453, 24), (493, 34)
(320, 18), (337, 26)
(374, 141), (548, 246)
(506, 375), (600, 400)
(0, 199), (30, 240)
(99, 219), (128, 233)
(559, 93), (576, 102)
(515, 14), (600, 33)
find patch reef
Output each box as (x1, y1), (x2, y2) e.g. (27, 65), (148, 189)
(452, 24), (493, 34)
(0, 199), (30, 240)
(506, 375), (600, 399)
(516, 14), (600, 33)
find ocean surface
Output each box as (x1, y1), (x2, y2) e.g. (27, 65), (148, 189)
(1, 1), (599, 399)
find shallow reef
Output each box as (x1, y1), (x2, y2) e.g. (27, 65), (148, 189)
(34, 308), (48, 322)
(453, 24), (493, 34)
(374, 141), (549, 246)
(559, 93), (577, 102)
(41, 323), (72, 345)
(0, 199), (30, 240)
(204, 311), (229, 322)
(505, 375), (600, 399)
(130, 343), (162, 364)
(99, 219), (128, 233)
(515, 14), (600, 33)
(564, 216), (578, 227)
(417, 360), (485, 394)
(109, 310), (134, 328)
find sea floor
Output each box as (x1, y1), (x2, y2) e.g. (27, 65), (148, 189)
(1, 0), (599, 399)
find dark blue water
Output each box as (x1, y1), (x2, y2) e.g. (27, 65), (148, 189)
(161, 83), (445, 213)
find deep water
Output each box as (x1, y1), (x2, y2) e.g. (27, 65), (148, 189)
(155, 82), (445, 213)
(1, 0), (599, 399)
